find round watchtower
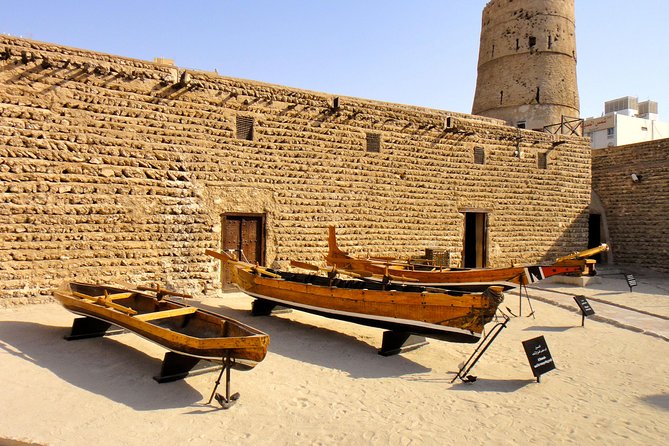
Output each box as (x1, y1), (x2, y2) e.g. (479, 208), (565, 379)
(471, 0), (580, 132)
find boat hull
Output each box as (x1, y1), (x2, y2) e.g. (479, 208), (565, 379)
(225, 259), (503, 344)
(53, 282), (269, 363)
(325, 226), (587, 290)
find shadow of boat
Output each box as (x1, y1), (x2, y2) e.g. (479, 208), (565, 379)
(194, 301), (432, 379)
(0, 320), (205, 411)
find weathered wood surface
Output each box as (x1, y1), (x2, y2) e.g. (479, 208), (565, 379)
(325, 227), (594, 290)
(209, 250), (504, 342)
(54, 282), (269, 362)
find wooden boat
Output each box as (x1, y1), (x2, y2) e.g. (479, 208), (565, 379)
(206, 250), (505, 352)
(53, 282), (269, 403)
(325, 226), (609, 291)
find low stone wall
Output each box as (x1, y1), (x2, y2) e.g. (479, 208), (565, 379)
(0, 35), (591, 303)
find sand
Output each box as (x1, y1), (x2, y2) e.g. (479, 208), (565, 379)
(1, 268), (668, 445)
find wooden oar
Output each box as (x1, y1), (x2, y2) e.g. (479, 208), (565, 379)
(290, 260), (374, 279)
(206, 249), (283, 279)
(290, 260), (320, 271)
(72, 291), (138, 315)
(137, 285), (193, 300)
(384, 273), (420, 283)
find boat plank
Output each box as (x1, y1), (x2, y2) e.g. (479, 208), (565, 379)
(134, 306), (198, 322)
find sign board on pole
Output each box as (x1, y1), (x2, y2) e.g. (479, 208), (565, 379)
(522, 336), (555, 382)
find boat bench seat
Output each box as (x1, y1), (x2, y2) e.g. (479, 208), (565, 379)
(134, 306), (198, 322)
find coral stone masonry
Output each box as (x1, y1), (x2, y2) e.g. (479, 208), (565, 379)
(592, 140), (669, 272)
(0, 35), (591, 304)
(473, 0), (580, 131)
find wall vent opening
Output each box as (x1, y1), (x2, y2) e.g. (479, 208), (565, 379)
(474, 147), (485, 165)
(236, 115), (254, 141)
(366, 133), (381, 153)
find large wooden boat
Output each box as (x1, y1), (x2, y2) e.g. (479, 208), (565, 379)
(207, 250), (505, 352)
(53, 282), (270, 385)
(325, 226), (609, 291)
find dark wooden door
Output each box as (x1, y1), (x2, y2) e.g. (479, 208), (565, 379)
(222, 214), (265, 285)
(223, 215), (264, 264)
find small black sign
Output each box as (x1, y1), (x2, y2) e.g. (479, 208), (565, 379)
(624, 274), (637, 292)
(522, 336), (556, 381)
(573, 295), (595, 316)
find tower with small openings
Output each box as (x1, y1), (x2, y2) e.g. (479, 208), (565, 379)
(472, 0), (580, 132)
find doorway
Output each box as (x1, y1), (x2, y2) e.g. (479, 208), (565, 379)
(463, 212), (487, 268)
(588, 214), (603, 262)
(222, 214), (265, 285)
(223, 214), (265, 264)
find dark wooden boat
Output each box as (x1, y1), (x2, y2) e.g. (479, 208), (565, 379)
(53, 282), (270, 386)
(207, 250), (505, 352)
(325, 226), (609, 291)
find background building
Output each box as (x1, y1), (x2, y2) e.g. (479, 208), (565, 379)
(584, 96), (669, 148)
(0, 35), (591, 303)
(472, 0), (580, 133)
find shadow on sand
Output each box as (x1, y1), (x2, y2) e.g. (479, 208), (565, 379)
(0, 320), (205, 411)
(194, 301), (432, 379)
(641, 393), (669, 411)
(450, 378), (536, 392)
(523, 325), (576, 333)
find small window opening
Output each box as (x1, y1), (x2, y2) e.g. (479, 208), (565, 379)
(236, 116), (254, 141)
(492, 44), (495, 58)
(500, 90), (504, 105)
(366, 133), (381, 153)
(474, 147), (485, 165)
(538, 152), (548, 170)
(516, 39), (520, 50)
(548, 35), (553, 49)
(517, 121), (526, 129)
(535, 87), (541, 103)
(529, 36), (536, 47)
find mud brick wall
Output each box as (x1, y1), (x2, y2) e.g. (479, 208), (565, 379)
(592, 140), (669, 272)
(0, 36), (591, 304)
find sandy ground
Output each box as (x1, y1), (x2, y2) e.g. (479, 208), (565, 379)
(1, 268), (668, 446)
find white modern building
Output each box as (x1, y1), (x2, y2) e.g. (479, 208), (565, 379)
(584, 96), (669, 148)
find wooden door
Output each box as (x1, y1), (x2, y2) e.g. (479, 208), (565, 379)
(222, 214), (265, 285)
(223, 215), (264, 263)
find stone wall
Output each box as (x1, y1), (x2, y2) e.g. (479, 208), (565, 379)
(592, 140), (669, 272)
(0, 35), (591, 304)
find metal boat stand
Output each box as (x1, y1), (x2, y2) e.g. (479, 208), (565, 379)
(378, 331), (428, 356)
(450, 315), (510, 384)
(207, 355), (240, 409)
(517, 284), (535, 318)
(153, 352), (207, 383)
(64, 316), (124, 340)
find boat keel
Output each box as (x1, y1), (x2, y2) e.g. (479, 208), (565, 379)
(153, 351), (201, 383)
(64, 317), (113, 340)
(378, 331), (429, 356)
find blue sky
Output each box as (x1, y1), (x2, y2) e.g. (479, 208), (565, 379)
(1, 1), (667, 119)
